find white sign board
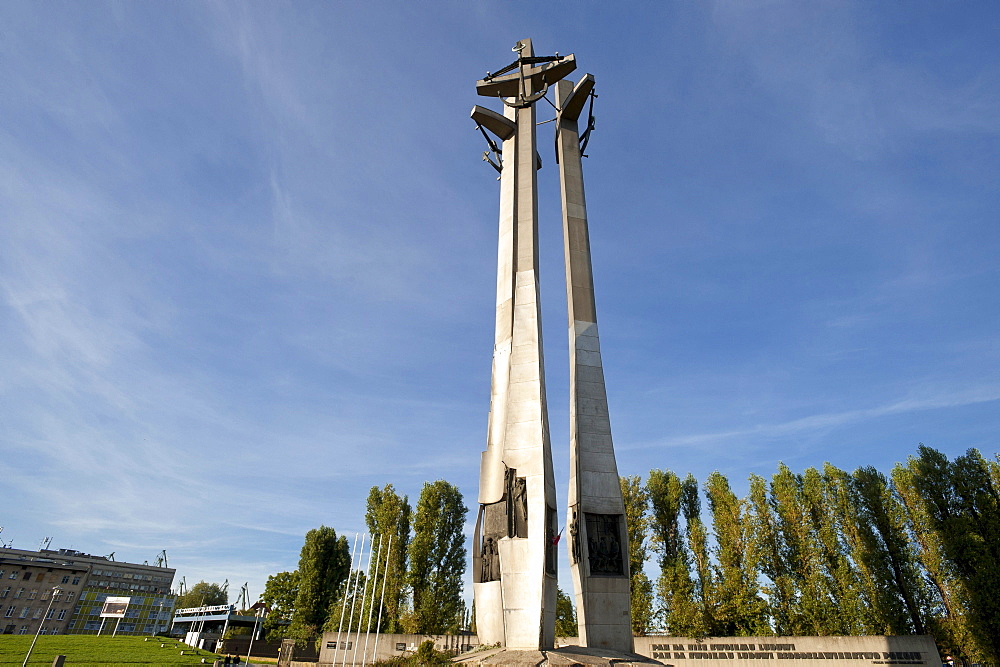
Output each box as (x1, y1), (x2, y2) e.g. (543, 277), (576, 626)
(100, 596), (131, 618)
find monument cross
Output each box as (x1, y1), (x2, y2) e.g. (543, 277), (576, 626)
(556, 75), (633, 652)
(470, 39), (632, 653)
(470, 38), (569, 651)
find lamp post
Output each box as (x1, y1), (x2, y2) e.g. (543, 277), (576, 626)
(246, 607), (262, 664)
(22, 586), (61, 667)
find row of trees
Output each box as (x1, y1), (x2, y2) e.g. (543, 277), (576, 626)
(259, 480), (468, 643)
(622, 445), (999, 663)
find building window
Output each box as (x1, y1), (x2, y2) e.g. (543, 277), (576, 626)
(45, 609), (54, 620)
(396, 643), (406, 651)
(13, 589), (23, 599)
(4, 607), (14, 618)
(8, 573), (17, 580)
(72, 577), (81, 585)
(22, 573), (31, 582)
(66, 592), (75, 602)
(68, 620), (76, 629)
(57, 609), (66, 620)
(0, 588), (9, 598)
(18, 625), (27, 634)
(28, 590), (38, 600)
(18, 607), (29, 619)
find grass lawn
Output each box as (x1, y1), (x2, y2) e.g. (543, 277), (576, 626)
(0, 635), (222, 665)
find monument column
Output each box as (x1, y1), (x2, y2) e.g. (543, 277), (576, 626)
(471, 39), (575, 650)
(556, 76), (633, 651)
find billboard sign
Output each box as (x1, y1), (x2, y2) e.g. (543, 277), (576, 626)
(100, 596), (131, 618)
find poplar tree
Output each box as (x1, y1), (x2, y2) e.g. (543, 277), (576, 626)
(746, 472), (792, 634)
(620, 475), (654, 635)
(364, 484), (412, 632)
(806, 465), (866, 634)
(850, 466), (929, 634)
(407, 480), (467, 633)
(706, 471), (768, 635)
(290, 526), (351, 640)
(681, 473), (714, 635)
(647, 469), (698, 634)
(770, 464), (837, 635)
(893, 460), (976, 661)
(555, 587), (578, 637)
(909, 446), (1000, 662)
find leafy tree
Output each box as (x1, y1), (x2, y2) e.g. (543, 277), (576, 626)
(260, 570), (299, 641)
(413, 639), (454, 664)
(407, 480), (467, 633)
(364, 484), (412, 633)
(705, 471), (768, 635)
(324, 570), (367, 634)
(555, 587), (578, 637)
(289, 525), (351, 641)
(850, 466), (929, 634)
(909, 446), (1000, 661)
(893, 460), (977, 662)
(620, 475), (653, 635)
(746, 472), (791, 635)
(803, 465), (866, 634)
(175, 581), (228, 609)
(647, 469), (698, 634)
(681, 473), (714, 635)
(770, 464), (839, 635)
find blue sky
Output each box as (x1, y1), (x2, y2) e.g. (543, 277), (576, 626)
(2, 1), (998, 607)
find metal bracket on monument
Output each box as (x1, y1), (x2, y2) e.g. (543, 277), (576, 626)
(472, 105), (514, 175)
(579, 89), (597, 157)
(555, 74), (597, 162)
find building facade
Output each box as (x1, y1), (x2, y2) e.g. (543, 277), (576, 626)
(0, 546), (175, 636)
(0, 553), (87, 636)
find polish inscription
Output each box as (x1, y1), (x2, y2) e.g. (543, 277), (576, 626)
(647, 643), (927, 664)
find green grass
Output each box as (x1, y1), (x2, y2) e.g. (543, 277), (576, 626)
(0, 635), (222, 665)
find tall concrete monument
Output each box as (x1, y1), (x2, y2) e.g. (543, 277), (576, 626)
(471, 40), (631, 653)
(556, 76), (633, 652)
(470, 39), (574, 650)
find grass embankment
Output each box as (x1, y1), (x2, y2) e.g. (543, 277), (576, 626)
(0, 635), (221, 665)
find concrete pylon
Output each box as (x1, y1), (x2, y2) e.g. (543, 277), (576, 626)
(556, 76), (633, 651)
(470, 39), (576, 650)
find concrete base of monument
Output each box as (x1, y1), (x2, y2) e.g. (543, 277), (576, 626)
(452, 645), (664, 666)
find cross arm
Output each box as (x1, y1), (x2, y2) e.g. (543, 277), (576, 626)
(471, 105), (516, 141)
(476, 54), (577, 98)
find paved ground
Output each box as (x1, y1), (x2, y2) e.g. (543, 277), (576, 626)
(452, 645), (664, 666)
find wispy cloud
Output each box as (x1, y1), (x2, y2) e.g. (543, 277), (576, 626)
(624, 385), (1000, 453)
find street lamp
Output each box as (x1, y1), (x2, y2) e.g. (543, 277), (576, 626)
(22, 586), (62, 667)
(246, 607), (263, 664)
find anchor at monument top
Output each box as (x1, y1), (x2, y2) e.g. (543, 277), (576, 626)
(476, 39), (577, 108)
